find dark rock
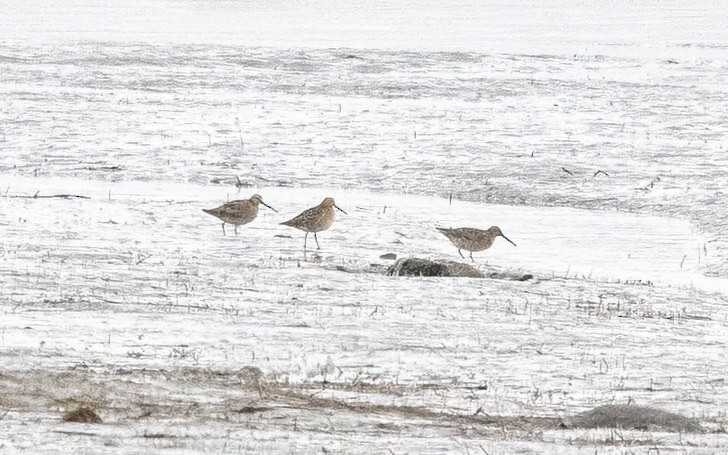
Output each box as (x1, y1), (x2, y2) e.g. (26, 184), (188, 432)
(379, 253), (397, 260)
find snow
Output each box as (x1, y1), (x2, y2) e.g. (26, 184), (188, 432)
(1, 0), (728, 453)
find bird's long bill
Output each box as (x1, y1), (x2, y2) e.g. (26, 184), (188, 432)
(335, 204), (347, 215)
(261, 201), (278, 213)
(501, 232), (517, 246)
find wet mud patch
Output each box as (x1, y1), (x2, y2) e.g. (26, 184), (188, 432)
(1, 366), (714, 448)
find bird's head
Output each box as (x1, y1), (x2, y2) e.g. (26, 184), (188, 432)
(491, 226), (516, 246)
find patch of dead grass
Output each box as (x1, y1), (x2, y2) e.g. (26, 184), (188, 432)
(62, 406), (102, 424)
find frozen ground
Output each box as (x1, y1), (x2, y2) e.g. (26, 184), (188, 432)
(2, 0), (728, 453)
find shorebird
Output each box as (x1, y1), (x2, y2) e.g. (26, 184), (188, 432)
(280, 197), (346, 250)
(436, 226), (516, 261)
(203, 194), (277, 236)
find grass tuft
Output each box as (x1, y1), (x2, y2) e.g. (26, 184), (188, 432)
(62, 406), (102, 424)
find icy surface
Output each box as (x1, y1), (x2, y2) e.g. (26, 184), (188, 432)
(1, 0), (728, 453)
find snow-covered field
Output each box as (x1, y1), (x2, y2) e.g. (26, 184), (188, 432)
(1, 0), (728, 453)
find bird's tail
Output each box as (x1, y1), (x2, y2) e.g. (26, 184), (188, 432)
(435, 227), (450, 234)
(202, 208), (214, 215)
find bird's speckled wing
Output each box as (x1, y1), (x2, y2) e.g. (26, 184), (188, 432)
(282, 206), (316, 226)
(438, 227), (483, 241)
(204, 200), (257, 224)
(437, 227), (493, 251)
(452, 228), (487, 241)
(223, 200), (250, 214)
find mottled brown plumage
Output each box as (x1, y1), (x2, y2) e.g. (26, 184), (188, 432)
(280, 197), (346, 250)
(203, 194), (277, 236)
(437, 226), (516, 261)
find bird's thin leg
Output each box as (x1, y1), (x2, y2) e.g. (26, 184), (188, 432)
(470, 252), (474, 262)
(314, 233), (321, 250)
(234, 225), (239, 236)
(458, 249), (465, 259)
(303, 232), (308, 251)
(222, 223), (226, 236)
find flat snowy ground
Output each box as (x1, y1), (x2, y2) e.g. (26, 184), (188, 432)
(1, 1), (728, 453)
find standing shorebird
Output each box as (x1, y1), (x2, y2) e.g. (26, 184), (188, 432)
(436, 226), (516, 261)
(280, 197), (346, 250)
(203, 194), (277, 236)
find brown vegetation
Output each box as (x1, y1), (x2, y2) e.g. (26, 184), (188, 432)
(62, 406), (102, 424)
(567, 405), (703, 433)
